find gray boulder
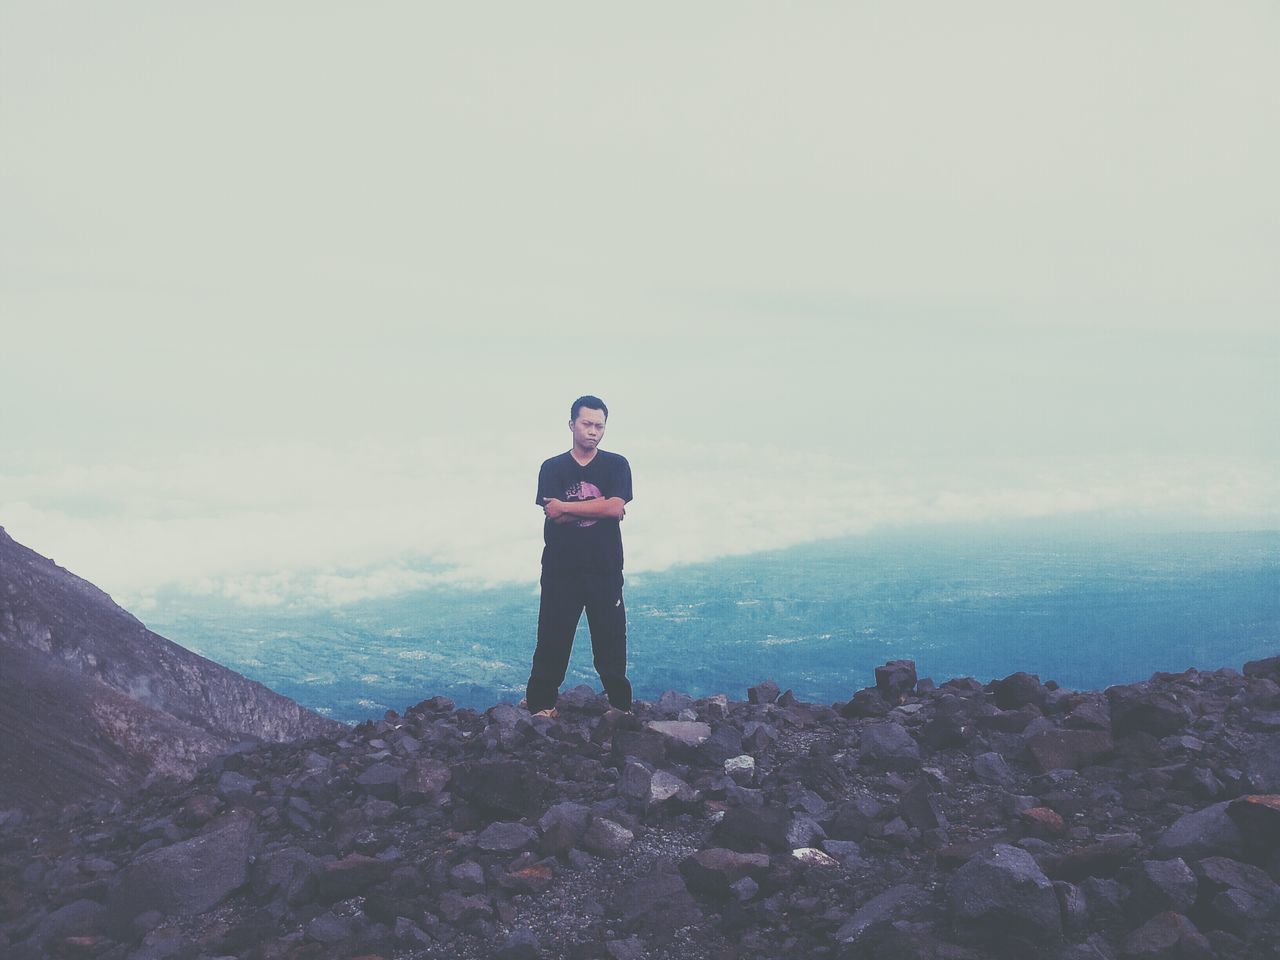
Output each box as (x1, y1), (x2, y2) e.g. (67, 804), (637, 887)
(973, 751), (1017, 785)
(993, 672), (1047, 710)
(1118, 911), (1211, 958)
(858, 721), (921, 770)
(644, 720), (711, 748)
(609, 858), (702, 941)
(949, 843), (1063, 943)
(1243, 735), (1280, 792)
(713, 804), (792, 851)
(477, 821), (537, 853)
(538, 801), (591, 855)
(251, 845), (321, 906)
(679, 848), (770, 897)
(106, 811), (255, 934)
(747, 679), (780, 704)
(835, 883), (928, 946)
(874, 660), (917, 699)
(581, 817), (634, 858)
(1153, 801), (1247, 861)
(1124, 858), (1197, 917)
(1107, 686), (1192, 738)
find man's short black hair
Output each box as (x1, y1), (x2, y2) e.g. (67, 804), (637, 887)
(571, 395), (609, 421)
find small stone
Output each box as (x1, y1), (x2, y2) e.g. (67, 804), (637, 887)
(1153, 801), (1247, 861)
(1225, 794), (1280, 848)
(477, 821), (537, 853)
(1019, 806), (1066, 838)
(582, 818), (634, 858)
(993, 672), (1047, 710)
(713, 804), (792, 851)
(973, 751), (1017, 785)
(1119, 911), (1210, 958)
(835, 884), (928, 946)
(1107, 687), (1192, 738)
(399, 759), (452, 802)
(306, 912), (352, 944)
(215, 771), (257, 801)
(724, 755), (755, 785)
(950, 843), (1063, 943)
(655, 690), (695, 716)
(448, 860), (486, 893)
(1025, 729), (1113, 772)
(748, 680), (781, 704)
(1050, 832), (1142, 882)
(644, 721), (712, 747)
(538, 801), (591, 855)
(858, 722), (921, 769)
(875, 660), (918, 699)
(679, 848), (771, 896)
(496, 926), (540, 960)
(356, 762), (403, 801)
(1125, 858), (1198, 916)
(791, 847), (839, 868)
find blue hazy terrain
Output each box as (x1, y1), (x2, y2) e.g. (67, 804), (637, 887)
(143, 522), (1280, 724)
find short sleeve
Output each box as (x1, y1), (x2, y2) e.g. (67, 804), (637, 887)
(615, 456), (633, 503)
(535, 459), (556, 506)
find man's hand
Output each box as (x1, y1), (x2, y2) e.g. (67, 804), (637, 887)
(543, 498), (568, 520)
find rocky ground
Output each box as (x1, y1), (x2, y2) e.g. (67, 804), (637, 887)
(3, 655), (1280, 959)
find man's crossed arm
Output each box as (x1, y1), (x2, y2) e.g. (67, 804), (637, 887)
(541, 497), (626, 523)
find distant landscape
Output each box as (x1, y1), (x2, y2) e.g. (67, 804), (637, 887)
(144, 522), (1280, 724)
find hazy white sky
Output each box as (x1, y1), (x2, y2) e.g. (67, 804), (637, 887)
(2, 3), (1276, 607)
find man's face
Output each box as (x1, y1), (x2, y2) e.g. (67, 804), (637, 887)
(570, 408), (607, 451)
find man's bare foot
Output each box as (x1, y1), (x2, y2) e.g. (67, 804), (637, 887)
(532, 707), (558, 719)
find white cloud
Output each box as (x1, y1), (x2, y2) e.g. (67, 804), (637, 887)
(1, 439), (1274, 609)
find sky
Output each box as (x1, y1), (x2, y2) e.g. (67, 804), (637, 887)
(2, 2), (1277, 610)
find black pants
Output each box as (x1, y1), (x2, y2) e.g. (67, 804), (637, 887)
(526, 569), (632, 712)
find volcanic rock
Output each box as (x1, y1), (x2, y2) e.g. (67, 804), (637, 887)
(1108, 686), (1193, 739)
(1153, 801), (1248, 861)
(1124, 858), (1198, 917)
(834, 883), (929, 947)
(1119, 911), (1211, 958)
(609, 858), (702, 939)
(949, 843), (1063, 944)
(1026, 728), (1114, 772)
(581, 817), (635, 858)
(1225, 793), (1280, 847)
(679, 848), (770, 897)
(859, 721), (921, 769)
(875, 659), (918, 699)
(9, 649), (1280, 960)
(644, 720), (711, 748)
(714, 804), (792, 851)
(477, 821), (538, 853)
(105, 811), (255, 934)
(993, 671), (1048, 710)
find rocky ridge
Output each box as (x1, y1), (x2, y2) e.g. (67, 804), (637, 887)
(0, 526), (343, 808)
(3, 655), (1280, 959)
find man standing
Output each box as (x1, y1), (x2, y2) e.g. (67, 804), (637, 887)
(525, 395), (633, 717)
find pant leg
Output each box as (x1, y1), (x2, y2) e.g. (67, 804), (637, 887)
(526, 570), (585, 712)
(583, 571), (632, 710)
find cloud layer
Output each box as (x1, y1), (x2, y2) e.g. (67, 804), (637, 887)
(2, 439), (1273, 610)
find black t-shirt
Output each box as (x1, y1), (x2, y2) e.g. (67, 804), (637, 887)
(536, 450), (633, 573)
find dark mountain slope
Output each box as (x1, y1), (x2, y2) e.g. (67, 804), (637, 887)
(0, 525), (343, 809)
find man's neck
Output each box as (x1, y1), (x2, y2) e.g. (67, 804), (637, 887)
(570, 446), (598, 466)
